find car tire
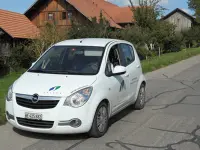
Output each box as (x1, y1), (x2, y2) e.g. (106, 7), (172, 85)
(134, 84), (146, 110)
(89, 102), (109, 138)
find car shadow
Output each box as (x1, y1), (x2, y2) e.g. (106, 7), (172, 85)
(13, 127), (89, 141)
(108, 105), (135, 127)
(13, 105), (135, 140)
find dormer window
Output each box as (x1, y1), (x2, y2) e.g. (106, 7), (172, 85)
(48, 13), (54, 20)
(68, 12), (73, 20)
(177, 18), (180, 24)
(62, 12), (66, 20)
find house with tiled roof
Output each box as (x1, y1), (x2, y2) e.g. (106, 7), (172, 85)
(0, 9), (39, 56)
(0, 0), (134, 56)
(24, 0), (134, 29)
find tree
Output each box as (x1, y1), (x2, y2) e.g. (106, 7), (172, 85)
(27, 23), (68, 58)
(188, 0), (200, 22)
(127, 0), (178, 56)
(67, 11), (112, 39)
(129, 0), (166, 29)
(182, 26), (200, 48)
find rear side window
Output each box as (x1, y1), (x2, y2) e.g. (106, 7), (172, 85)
(120, 44), (135, 66)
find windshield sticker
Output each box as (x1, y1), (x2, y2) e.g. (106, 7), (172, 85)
(49, 86), (61, 91)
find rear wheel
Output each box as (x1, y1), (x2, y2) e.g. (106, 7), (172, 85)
(134, 84), (146, 110)
(89, 102), (109, 138)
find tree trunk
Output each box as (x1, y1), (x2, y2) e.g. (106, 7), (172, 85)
(159, 47), (161, 57)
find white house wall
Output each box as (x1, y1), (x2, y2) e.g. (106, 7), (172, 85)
(165, 12), (192, 32)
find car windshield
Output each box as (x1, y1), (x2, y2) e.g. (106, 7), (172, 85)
(28, 46), (104, 75)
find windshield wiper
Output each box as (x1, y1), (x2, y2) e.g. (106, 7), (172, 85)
(28, 69), (81, 75)
(50, 70), (79, 74)
(28, 69), (48, 73)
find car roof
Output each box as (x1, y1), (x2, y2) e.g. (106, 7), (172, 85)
(54, 38), (126, 47)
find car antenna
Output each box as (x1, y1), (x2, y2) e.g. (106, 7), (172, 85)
(80, 39), (84, 43)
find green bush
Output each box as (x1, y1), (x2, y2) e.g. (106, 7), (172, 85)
(27, 23), (68, 59)
(0, 43), (34, 76)
(136, 46), (155, 60)
(67, 13), (112, 39)
(7, 45), (34, 71)
(0, 57), (9, 77)
(163, 33), (186, 53)
(182, 26), (200, 48)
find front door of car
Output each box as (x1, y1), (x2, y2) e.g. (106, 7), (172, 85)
(119, 43), (140, 101)
(105, 44), (130, 113)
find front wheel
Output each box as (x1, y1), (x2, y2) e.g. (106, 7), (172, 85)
(134, 84), (146, 110)
(89, 102), (109, 138)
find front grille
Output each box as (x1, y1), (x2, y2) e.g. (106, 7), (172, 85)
(16, 97), (59, 109)
(17, 117), (54, 129)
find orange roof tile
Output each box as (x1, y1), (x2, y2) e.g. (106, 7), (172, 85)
(67, 0), (122, 28)
(0, 9), (39, 39)
(102, 6), (134, 23)
(67, 0), (134, 28)
(24, 0), (134, 28)
(87, 0), (134, 24)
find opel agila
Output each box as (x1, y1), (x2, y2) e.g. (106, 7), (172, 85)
(6, 38), (146, 137)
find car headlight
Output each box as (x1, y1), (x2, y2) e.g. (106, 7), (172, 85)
(7, 85), (13, 101)
(64, 87), (93, 108)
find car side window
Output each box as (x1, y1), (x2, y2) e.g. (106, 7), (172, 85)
(120, 44), (135, 66)
(105, 44), (121, 76)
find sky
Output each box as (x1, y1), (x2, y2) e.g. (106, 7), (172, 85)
(108, 0), (193, 15)
(0, 0), (193, 15)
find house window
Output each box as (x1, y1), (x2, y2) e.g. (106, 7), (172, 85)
(177, 18), (180, 24)
(61, 12), (66, 20)
(68, 12), (73, 20)
(48, 13), (54, 20)
(172, 18), (175, 24)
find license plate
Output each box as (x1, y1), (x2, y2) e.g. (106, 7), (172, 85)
(25, 113), (43, 120)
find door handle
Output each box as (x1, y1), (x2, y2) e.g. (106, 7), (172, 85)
(125, 74), (129, 77)
(136, 65), (140, 68)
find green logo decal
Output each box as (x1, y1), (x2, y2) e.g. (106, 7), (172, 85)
(49, 86), (61, 91)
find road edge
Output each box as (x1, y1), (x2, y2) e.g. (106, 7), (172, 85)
(145, 54), (200, 80)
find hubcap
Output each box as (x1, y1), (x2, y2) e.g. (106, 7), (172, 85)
(139, 87), (145, 105)
(97, 106), (108, 133)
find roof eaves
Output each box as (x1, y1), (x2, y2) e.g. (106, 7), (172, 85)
(0, 27), (14, 38)
(66, 0), (121, 29)
(100, 9), (122, 28)
(66, 0), (94, 21)
(161, 8), (195, 21)
(24, 0), (39, 15)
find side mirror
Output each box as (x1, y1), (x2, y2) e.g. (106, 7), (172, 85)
(31, 62), (36, 67)
(112, 66), (126, 76)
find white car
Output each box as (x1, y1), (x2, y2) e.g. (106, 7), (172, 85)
(6, 38), (146, 137)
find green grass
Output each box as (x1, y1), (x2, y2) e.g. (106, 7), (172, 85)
(142, 48), (200, 73)
(0, 70), (25, 125)
(0, 48), (200, 125)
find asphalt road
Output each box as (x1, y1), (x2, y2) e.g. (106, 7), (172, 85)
(1, 55), (200, 150)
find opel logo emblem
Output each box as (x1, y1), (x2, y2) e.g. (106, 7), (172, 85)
(32, 94), (39, 103)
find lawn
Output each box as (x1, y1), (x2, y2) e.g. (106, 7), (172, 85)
(0, 47), (200, 125)
(0, 70), (25, 124)
(142, 48), (200, 73)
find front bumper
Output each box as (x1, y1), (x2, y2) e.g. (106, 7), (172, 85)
(7, 118), (89, 134)
(6, 96), (94, 134)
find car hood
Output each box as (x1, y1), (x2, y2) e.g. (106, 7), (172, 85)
(13, 72), (97, 97)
